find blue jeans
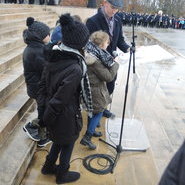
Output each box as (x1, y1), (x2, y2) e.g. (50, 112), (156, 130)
(47, 142), (75, 170)
(87, 112), (103, 135)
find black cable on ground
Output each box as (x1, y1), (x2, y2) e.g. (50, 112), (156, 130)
(36, 148), (115, 175)
(82, 154), (115, 175)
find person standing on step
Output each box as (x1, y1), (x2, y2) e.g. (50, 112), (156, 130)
(86, 0), (130, 120)
(22, 17), (51, 147)
(80, 31), (119, 150)
(38, 13), (92, 184)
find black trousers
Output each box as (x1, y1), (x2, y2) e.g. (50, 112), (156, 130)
(29, 0), (34, 4)
(106, 75), (117, 95)
(47, 142), (75, 170)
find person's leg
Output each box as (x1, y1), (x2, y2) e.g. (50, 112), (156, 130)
(42, 142), (61, 175)
(80, 113), (103, 150)
(56, 142), (80, 184)
(59, 143), (74, 170)
(23, 98), (51, 146)
(36, 98), (51, 147)
(87, 112), (103, 136)
(106, 76), (116, 95)
(103, 76), (117, 118)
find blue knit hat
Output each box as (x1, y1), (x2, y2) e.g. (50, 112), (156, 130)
(51, 25), (62, 44)
(107, 0), (123, 8)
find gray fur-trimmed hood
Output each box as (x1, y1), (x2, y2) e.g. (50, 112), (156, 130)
(84, 51), (97, 66)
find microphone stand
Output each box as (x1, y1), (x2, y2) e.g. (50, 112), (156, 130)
(132, 13), (137, 74)
(99, 13), (146, 173)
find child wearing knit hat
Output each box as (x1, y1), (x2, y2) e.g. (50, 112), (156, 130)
(38, 13), (91, 184)
(22, 17), (51, 147)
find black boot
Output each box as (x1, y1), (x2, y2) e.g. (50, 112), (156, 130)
(41, 155), (57, 175)
(80, 132), (96, 150)
(93, 131), (102, 137)
(56, 167), (80, 184)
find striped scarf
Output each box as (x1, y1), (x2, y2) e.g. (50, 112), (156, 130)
(53, 44), (93, 117)
(85, 41), (115, 68)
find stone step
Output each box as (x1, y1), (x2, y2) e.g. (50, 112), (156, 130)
(0, 3), (45, 8)
(0, 107), (37, 185)
(0, 11), (54, 22)
(0, 14), (57, 30)
(0, 83), (34, 147)
(0, 62), (24, 103)
(0, 47), (23, 73)
(0, 7), (44, 14)
(0, 26), (23, 41)
(0, 5), (57, 185)
(0, 16), (57, 40)
(0, 37), (24, 57)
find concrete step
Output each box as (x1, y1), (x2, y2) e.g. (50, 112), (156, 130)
(0, 26), (23, 41)
(0, 3), (45, 8)
(0, 11), (54, 22)
(0, 62), (24, 103)
(0, 37), (24, 57)
(0, 83), (34, 147)
(0, 14), (57, 30)
(0, 47), (23, 73)
(0, 17), (56, 42)
(0, 107), (37, 185)
(0, 7), (44, 14)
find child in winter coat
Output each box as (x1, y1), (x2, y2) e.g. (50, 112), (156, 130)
(80, 31), (119, 150)
(38, 14), (91, 184)
(22, 17), (51, 147)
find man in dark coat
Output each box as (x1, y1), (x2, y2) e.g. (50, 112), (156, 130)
(159, 140), (185, 185)
(86, 0), (130, 118)
(22, 17), (51, 147)
(38, 14), (91, 184)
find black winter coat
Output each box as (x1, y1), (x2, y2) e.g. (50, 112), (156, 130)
(86, 9), (130, 56)
(38, 49), (83, 145)
(23, 31), (46, 99)
(159, 140), (185, 185)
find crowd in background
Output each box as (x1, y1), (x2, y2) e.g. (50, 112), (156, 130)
(117, 11), (185, 29)
(1, 0), (58, 5)
(1, 0), (185, 30)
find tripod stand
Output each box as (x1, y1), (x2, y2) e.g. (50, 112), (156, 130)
(99, 13), (147, 173)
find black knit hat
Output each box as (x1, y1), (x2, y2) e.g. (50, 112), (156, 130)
(59, 13), (89, 50)
(26, 17), (50, 41)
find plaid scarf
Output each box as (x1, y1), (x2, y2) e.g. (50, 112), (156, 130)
(53, 44), (93, 117)
(85, 41), (115, 68)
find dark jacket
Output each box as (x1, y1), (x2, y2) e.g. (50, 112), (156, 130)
(23, 30), (46, 99)
(159, 140), (185, 185)
(38, 47), (83, 145)
(86, 9), (130, 56)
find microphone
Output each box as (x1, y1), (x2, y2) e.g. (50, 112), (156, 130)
(112, 51), (118, 58)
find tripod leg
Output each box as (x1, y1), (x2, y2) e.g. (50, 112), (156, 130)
(111, 151), (120, 173)
(122, 148), (147, 152)
(133, 50), (135, 74)
(99, 138), (117, 150)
